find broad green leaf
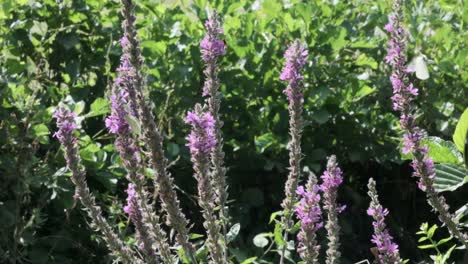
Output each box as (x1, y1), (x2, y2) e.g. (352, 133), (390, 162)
(141, 40), (167, 55)
(353, 85), (376, 101)
(311, 109), (329, 124)
(86, 97), (109, 117)
(434, 163), (468, 192)
(73, 101), (86, 115)
(254, 133), (275, 153)
(355, 54), (378, 69)
(30, 21), (48, 37)
(32, 124), (50, 137)
(401, 137), (463, 164)
(453, 107), (468, 155)
(253, 234), (269, 248)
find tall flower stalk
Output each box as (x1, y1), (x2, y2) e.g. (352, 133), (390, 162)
(321, 155), (345, 264)
(295, 172), (322, 264)
(200, 11), (228, 260)
(53, 107), (140, 264)
(106, 37), (173, 263)
(279, 39), (308, 264)
(367, 178), (402, 264)
(385, 0), (467, 246)
(119, 0), (197, 262)
(186, 105), (225, 263)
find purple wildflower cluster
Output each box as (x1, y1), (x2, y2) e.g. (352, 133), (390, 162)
(367, 178), (402, 263)
(367, 207), (400, 261)
(321, 155), (345, 264)
(53, 107), (77, 144)
(295, 173), (322, 263)
(200, 12), (226, 97)
(280, 40), (308, 102)
(320, 160), (346, 214)
(384, 6), (435, 192)
(385, 1), (467, 248)
(200, 13), (225, 62)
(105, 37), (136, 136)
(185, 109), (217, 155)
(296, 186), (322, 229)
(124, 183), (138, 219)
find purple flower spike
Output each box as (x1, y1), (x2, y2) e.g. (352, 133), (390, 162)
(321, 155), (344, 264)
(185, 106), (217, 155)
(200, 12), (225, 62)
(280, 40), (308, 102)
(201, 11), (226, 96)
(367, 178), (402, 263)
(124, 183), (138, 218)
(295, 172), (322, 263)
(53, 107), (77, 143)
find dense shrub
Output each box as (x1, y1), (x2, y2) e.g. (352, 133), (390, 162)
(0, 0), (466, 263)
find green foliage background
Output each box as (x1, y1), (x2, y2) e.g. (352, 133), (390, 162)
(0, 0), (466, 263)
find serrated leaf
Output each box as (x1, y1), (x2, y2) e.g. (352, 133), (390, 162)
(434, 163), (468, 192)
(453, 107), (468, 155)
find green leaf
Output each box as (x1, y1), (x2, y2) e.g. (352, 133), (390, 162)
(453, 107), (468, 155)
(353, 85), (376, 102)
(226, 223), (240, 243)
(240, 257), (257, 264)
(166, 142), (180, 157)
(274, 222), (285, 246)
(269, 211), (283, 224)
(30, 21), (48, 37)
(418, 244), (436, 249)
(311, 109), (329, 124)
(454, 204), (468, 228)
(73, 101), (86, 115)
(254, 133), (275, 153)
(435, 236), (452, 246)
(355, 54), (378, 69)
(253, 234), (269, 248)
(141, 40), (167, 55)
(32, 124), (50, 137)
(330, 27), (348, 51)
(427, 224), (437, 239)
(86, 97), (109, 117)
(401, 137), (463, 164)
(434, 163), (468, 192)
